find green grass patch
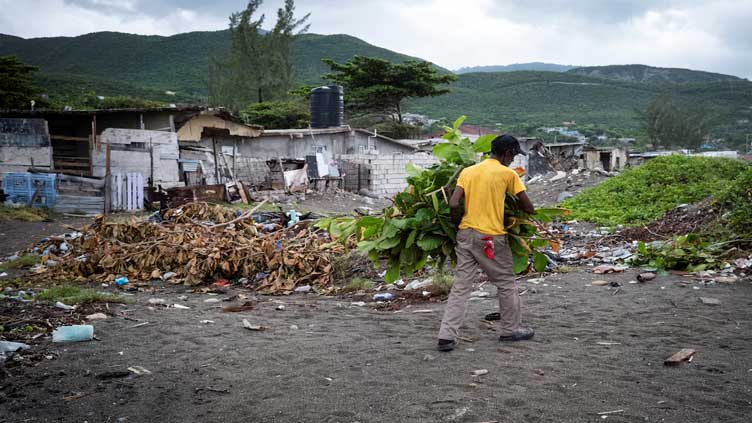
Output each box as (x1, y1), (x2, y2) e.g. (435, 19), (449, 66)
(432, 271), (455, 295)
(0, 254), (41, 271)
(562, 155), (750, 226)
(342, 277), (374, 292)
(0, 205), (53, 222)
(36, 285), (128, 305)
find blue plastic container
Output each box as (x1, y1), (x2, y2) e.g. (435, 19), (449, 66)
(52, 325), (94, 343)
(2, 173), (57, 207)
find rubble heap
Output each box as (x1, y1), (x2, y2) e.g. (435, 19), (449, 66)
(31, 203), (344, 294)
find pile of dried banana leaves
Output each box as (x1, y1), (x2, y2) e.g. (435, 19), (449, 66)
(31, 202), (344, 294)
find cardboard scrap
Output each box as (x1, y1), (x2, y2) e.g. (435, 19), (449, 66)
(664, 348), (696, 366)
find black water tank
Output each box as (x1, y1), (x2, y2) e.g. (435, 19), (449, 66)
(310, 85), (344, 128)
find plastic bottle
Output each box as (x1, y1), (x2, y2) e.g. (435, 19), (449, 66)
(52, 325), (94, 343)
(115, 276), (129, 286)
(373, 293), (395, 301)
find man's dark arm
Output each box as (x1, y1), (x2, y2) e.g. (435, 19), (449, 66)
(516, 191), (535, 215)
(449, 186), (464, 225)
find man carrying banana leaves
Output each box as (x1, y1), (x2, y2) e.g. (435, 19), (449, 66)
(437, 134), (536, 352)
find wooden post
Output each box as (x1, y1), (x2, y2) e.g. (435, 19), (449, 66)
(104, 143), (111, 214)
(212, 136), (220, 184)
(232, 139), (237, 182)
(168, 114), (175, 132)
(89, 114), (96, 177)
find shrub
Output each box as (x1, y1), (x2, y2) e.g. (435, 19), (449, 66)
(562, 155), (750, 225)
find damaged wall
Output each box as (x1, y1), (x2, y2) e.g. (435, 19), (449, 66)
(93, 128), (181, 187)
(0, 118), (53, 175)
(583, 147), (628, 172)
(337, 153), (438, 196)
(223, 129), (415, 161)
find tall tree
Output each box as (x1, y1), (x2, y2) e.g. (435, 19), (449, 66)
(0, 55), (40, 110)
(267, 0), (310, 97)
(638, 94), (713, 150)
(209, 0), (309, 111)
(323, 56), (457, 124)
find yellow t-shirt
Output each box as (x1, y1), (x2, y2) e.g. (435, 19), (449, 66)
(457, 159), (526, 235)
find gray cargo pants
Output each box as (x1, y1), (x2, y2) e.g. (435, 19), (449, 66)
(438, 228), (521, 340)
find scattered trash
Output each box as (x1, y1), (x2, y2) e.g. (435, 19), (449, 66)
(86, 312), (108, 321)
(131, 322), (149, 328)
(637, 272), (657, 282)
(593, 265), (627, 274)
(597, 342), (621, 346)
(0, 341), (30, 363)
(200, 320), (215, 324)
(115, 276), (129, 286)
(213, 279), (230, 288)
(128, 366), (152, 375)
(52, 325), (94, 343)
(350, 301), (367, 307)
(664, 348), (696, 366)
(55, 301), (76, 310)
(591, 280), (609, 286)
(289, 324), (299, 330)
(0, 272), (7, 278)
(276, 305), (286, 311)
(470, 290), (491, 298)
(148, 298), (166, 306)
(699, 297), (721, 306)
(609, 281), (621, 288)
(172, 304), (190, 309)
(423, 354), (435, 361)
(597, 410), (625, 416)
(373, 293), (395, 301)
(162, 272), (177, 281)
(714, 276), (737, 284)
(294, 285), (312, 293)
(204, 298), (220, 303)
(472, 369), (489, 376)
(242, 319), (266, 331)
(405, 279), (433, 290)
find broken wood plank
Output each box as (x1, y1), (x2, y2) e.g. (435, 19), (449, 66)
(664, 348), (696, 366)
(236, 181), (249, 204)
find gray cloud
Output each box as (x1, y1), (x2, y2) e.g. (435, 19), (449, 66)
(1, 0), (750, 78)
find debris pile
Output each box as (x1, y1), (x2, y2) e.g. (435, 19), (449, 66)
(618, 202), (721, 242)
(30, 202), (345, 294)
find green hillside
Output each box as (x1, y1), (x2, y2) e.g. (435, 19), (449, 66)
(0, 31), (427, 100)
(568, 64), (742, 85)
(2, 31), (751, 145)
(409, 71), (655, 128)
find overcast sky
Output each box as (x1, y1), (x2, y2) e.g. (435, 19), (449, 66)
(1, 0), (750, 78)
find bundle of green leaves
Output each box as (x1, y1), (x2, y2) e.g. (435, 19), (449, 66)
(317, 116), (568, 283)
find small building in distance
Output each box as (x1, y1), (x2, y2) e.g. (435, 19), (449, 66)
(582, 145), (629, 172)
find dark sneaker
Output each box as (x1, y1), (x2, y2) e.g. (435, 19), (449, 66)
(499, 328), (535, 342)
(437, 339), (456, 352)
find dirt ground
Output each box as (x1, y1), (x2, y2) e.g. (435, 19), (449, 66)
(0, 217), (90, 257)
(2, 269), (751, 423)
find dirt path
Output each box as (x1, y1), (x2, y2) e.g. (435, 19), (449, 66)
(2, 270), (751, 422)
(0, 217), (90, 257)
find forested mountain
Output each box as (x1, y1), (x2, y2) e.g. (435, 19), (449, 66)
(408, 70), (752, 135)
(0, 31), (427, 101)
(2, 30), (751, 145)
(567, 64), (743, 84)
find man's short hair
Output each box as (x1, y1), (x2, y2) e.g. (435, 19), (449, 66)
(491, 134), (524, 156)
